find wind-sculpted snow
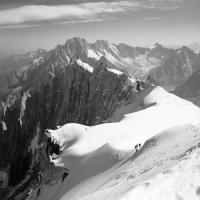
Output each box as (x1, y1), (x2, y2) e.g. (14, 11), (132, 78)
(36, 86), (200, 200)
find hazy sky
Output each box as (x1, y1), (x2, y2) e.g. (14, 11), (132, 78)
(0, 0), (199, 58)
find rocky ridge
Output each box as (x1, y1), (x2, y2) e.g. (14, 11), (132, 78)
(1, 37), (200, 94)
(0, 44), (150, 199)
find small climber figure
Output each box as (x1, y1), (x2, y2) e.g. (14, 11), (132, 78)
(135, 144), (139, 152)
(135, 143), (142, 152)
(61, 168), (69, 183)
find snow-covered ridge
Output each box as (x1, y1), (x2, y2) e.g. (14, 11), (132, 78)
(74, 58), (124, 76)
(47, 87), (200, 158)
(37, 86), (200, 200)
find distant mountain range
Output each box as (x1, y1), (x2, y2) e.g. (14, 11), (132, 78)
(188, 42), (200, 53)
(174, 69), (200, 107)
(0, 37), (200, 95)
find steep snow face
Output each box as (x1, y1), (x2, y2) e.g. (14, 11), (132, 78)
(1, 121), (7, 131)
(76, 59), (94, 73)
(19, 90), (31, 127)
(107, 68), (123, 75)
(88, 49), (101, 60)
(37, 87), (200, 200)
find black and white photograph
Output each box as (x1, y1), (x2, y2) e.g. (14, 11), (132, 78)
(0, 0), (200, 199)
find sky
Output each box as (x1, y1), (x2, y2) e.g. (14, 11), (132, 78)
(0, 0), (199, 58)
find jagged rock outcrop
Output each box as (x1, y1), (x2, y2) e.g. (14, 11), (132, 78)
(0, 45), (149, 199)
(1, 37), (200, 94)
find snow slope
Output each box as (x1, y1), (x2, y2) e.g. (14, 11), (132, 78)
(36, 86), (200, 200)
(76, 59), (94, 73)
(106, 68), (123, 75)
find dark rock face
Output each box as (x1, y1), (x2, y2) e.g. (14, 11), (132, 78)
(0, 49), (46, 99)
(173, 70), (200, 106)
(0, 45), (149, 197)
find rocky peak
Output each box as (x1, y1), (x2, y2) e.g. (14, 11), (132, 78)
(180, 46), (197, 59)
(148, 43), (170, 60)
(117, 43), (138, 58)
(151, 42), (163, 49)
(64, 37), (89, 58)
(93, 40), (110, 52)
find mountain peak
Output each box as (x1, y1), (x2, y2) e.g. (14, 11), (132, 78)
(94, 40), (110, 50)
(64, 37), (89, 58)
(65, 36), (88, 47)
(182, 45), (193, 52)
(151, 42), (163, 49)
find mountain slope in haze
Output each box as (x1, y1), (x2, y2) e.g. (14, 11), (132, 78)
(1, 37), (200, 93)
(149, 45), (200, 90)
(27, 86), (200, 200)
(50, 39), (200, 90)
(188, 42), (200, 53)
(173, 70), (200, 106)
(0, 49), (46, 98)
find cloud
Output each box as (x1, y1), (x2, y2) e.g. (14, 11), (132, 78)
(142, 16), (161, 21)
(0, 0), (184, 28)
(0, 24), (42, 29)
(0, 1), (139, 26)
(143, 0), (184, 10)
(59, 17), (117, 25)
